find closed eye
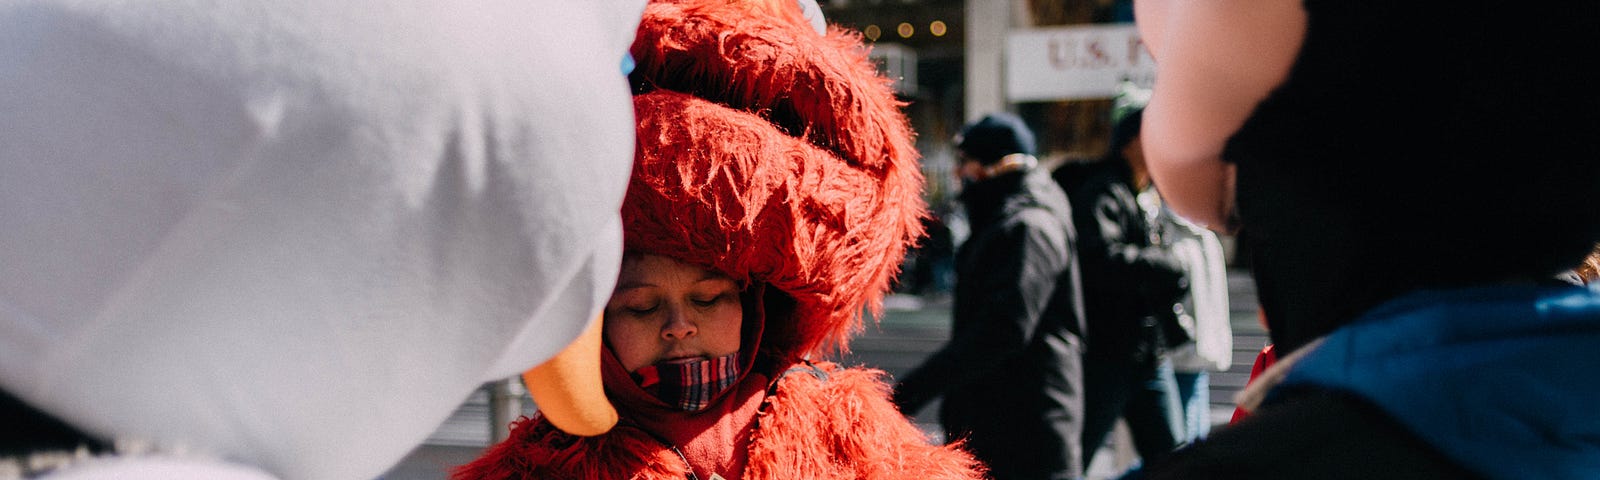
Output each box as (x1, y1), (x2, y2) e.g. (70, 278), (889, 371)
(692, 293), (732, 307)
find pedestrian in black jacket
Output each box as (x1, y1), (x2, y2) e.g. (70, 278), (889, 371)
(894, 113), (1087, 480)
(1054, 107), (1189, 475)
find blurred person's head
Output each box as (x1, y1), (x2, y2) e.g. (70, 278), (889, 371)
(1107, 107), (1150, 190)
(955, 113), (1038, 183)
(1576, 244), (1600, 284)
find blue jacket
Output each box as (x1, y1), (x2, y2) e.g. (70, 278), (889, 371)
(1276, 283), (1600, 479)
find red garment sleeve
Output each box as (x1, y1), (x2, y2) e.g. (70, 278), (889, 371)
(1230, 343), (1278, 424)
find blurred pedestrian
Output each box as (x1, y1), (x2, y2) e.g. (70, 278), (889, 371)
(894, 112), (1087, 480)
(1146, 201), (1231, 442)
(1054, 107), (1188, 473)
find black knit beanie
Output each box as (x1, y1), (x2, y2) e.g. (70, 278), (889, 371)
(955, 112), (1036, 165)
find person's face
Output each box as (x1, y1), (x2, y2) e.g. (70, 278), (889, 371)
(603, 254), (744, 373)
(956, 154), (986, 184)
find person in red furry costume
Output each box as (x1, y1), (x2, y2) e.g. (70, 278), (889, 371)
(451, 1), (987, 479)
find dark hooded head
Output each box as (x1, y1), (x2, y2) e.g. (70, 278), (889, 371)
(1106, 106), (1144, 163)
(955, 112), (1036, 165)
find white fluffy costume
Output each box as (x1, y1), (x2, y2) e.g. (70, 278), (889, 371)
(1, 1), (645, 478)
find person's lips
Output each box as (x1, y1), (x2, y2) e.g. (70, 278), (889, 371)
(660, 354), (704, 365)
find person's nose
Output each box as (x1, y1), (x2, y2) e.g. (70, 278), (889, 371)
(661, 306), (697, 341)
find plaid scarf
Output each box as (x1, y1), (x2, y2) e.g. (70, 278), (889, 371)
(632, 353), (742, 412)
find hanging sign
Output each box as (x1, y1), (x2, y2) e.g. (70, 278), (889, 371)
(1005, 23), (1155, 101)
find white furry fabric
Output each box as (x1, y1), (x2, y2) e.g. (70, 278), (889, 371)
(0, 1), (643, 478)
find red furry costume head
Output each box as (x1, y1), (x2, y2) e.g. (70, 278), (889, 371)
(624, 0), (925, 359)
(451, 2), (974, 479)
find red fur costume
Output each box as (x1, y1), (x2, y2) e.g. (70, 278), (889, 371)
(452, 0), (985, 479)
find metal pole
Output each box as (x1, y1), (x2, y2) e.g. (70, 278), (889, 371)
(964, 0), (1010, 121)
(487, 377), (525, 443)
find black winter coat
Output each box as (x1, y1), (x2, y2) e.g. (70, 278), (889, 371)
(1054, 160), (1187, 362)
(893, 167), (1086, 480)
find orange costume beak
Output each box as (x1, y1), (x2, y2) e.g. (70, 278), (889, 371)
(521, 313), (618, 436)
